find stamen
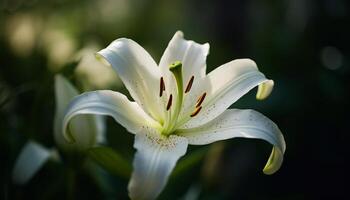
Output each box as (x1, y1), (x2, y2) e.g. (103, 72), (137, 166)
(166, 94), (173, 111)
(185, 76), (194, 93)
(196, 92), (206, 108)
(159, 77), (165, 97)
(190, 106), (202, 117)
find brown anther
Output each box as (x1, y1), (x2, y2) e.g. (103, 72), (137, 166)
(159, 77), (165, 97)
(166, 94), (173, 111)
(190, 106), (202, 117)
(185, 76), (194, 93)
(196, 92), (206, 108)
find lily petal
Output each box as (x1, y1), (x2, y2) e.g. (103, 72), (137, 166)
(54, 75), (105, 152)
(62, 90), (161, 143)
(12, 141), (55, 184)
(128, 127), (188, 200)
(158, 31), (209, 111)
(159, 31), (209, 85)
(177, 109), (285, 174)
(96, 38), (164, 121)
(180, 59), (273, 129)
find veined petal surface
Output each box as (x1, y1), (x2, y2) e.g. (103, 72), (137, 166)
(97, 38), (164, 121)
(158, 31), (209, 113)
(177, 109), (285, 174)
(62, 90), (160, 143)
(128, 127), (188, 200)
(180, 59), (273, 129)
(159, 31), (209, 88)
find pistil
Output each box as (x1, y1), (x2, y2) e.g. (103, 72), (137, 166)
(163, 61), (184, 135)
(162, 62), (206, 134)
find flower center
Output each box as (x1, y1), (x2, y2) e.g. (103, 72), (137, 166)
(160, 61), (206, 135)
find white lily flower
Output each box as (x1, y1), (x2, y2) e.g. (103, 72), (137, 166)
(62, 31), (286, 200)
(12, 75), (105, 184)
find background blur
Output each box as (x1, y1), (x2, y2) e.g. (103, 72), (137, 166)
(0, 0), (348, 199)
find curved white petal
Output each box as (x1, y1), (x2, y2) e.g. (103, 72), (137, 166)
(54, 75), (106, 152)
(180, 59), (273, 129)
(12, 141), (55, 184)
(158, 31), (209, 113)
(159, 31), (209, 84)
(62, 90), (161, 143)
(96, 38), (164, 121)
(128, 127), (188, 200)
(177, 109), (285, 174)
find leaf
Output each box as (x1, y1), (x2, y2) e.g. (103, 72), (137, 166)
(87, 146), (131, 179)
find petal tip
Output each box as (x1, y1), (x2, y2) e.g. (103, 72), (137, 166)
(263, 164), (278, 175)
(203, 43), (210, 55)
(95, 52), (111, 67)
(175, 30), (184, 38)
(262, 147), (283, 175)
(256, 80), (274, 100)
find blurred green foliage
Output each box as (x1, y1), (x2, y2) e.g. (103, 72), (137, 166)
(1, 0), (349, 199)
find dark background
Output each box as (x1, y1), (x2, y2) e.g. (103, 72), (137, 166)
(0, 0), (348, 199)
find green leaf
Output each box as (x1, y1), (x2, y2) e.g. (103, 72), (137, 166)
(87, 146), (131, 179)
